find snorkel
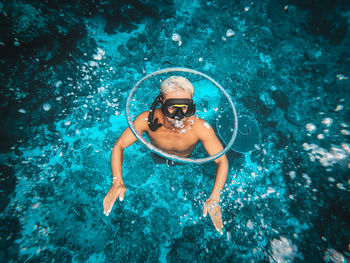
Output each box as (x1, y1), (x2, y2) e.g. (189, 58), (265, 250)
(148, 94), (163, 131)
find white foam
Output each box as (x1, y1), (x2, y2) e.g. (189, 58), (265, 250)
(322, 118), (333, 127)
(173, 119), (184, 129)
(330, 146), (347, 160)
(269, 237), (297, 263)
(246, 220), (254, 229)
(89, 61), (98, 67)
(31, 202), (41, 209)
(336, 183), (345, 190)
(97, 47), (105, 56)
(289, 171), (296, 179)
(317, 134), (325, 140)
(226, 231), (231, 241)
(226, 29), (235, 37)
(304, 142), (349, 168)
(171, 33), (182, 46)
(42, 103), (51, 111)
(336, 74), (348, 80)
(55, 81), (62, 88)
(306, 123), (316, 133)
(340, 129), (350, 135)
(341, 143), (350, 154)
(323, 248), (346, 263)
(93, 54), (102, 60)
(266, 187), (276, 194)
(335, 105), (343, 111)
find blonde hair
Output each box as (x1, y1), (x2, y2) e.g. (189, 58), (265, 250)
(160, 76), (194, 97)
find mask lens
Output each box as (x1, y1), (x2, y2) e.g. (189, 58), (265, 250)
(181, 105), (188, 113)
(162, 99), (194, 119)
(167, 105), (177, 113)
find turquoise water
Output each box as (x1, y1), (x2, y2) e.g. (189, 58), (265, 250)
(1, 1), (349, 262)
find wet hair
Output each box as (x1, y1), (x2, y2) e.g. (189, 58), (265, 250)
(160, 76), (194, 98)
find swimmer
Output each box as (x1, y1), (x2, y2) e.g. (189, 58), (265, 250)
(103, 76), (228, 235)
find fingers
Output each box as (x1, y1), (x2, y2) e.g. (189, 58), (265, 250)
(118, 187), (126, 202)
(103, 187), (126, 216)
(103, 196), (109, 214)
(215, 216), (223, 235)
(205, 203), (223, 235)
(103, 191), (118, 216)
(103, 197), (113, 216)
(215, 210), (223, 235)
(119, 192), (124, 201)
(203, 203), (208, 217)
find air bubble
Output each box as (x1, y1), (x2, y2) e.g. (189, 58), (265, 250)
(42, 103), (51, 111)
(226, 29), (235, 37)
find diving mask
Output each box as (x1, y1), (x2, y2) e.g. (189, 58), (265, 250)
(161, 98), (196, 120)
(148, 94), (196, 131)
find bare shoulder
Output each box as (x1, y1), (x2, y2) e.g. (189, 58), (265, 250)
(137, 111), (149, 119)
(133, 111), (150, 132)
(192, 117), (212, 129)
(192, 117), (215, 139)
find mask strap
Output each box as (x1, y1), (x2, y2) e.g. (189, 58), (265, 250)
(148, 94), (163, 131)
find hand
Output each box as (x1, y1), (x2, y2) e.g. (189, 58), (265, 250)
(103, 182), (126, 216)
(203, 195), (223, 235)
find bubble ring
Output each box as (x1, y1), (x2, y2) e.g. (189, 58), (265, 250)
(126, 67), (238, 164)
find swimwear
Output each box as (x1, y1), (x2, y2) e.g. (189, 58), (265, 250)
(151, 152), (186, 167)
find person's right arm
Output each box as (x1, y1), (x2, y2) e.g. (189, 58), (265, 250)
(103, 111), (149, 216)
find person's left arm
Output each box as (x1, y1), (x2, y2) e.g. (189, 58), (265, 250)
(197, 120), (228, 234)
(198, 121), (229, 200)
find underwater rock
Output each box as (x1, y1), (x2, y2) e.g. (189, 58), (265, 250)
(103, 0), (161, 33)
(34, 183), (54, 200)
(0, 1), (88, 67)
(265, 121), (277, 128)
(267, 1), (310, 39)
(276, 130), (293, 150)
(2, 1), (49, 43)
(167, 238), (200, 263)
(306, 1), (348, 45)
(29, 248), (72, 263)
(182, 225), (203, 242)
(241, 96), (272, 117)
(201, 161), (216, 178)
(0, 216), (20, 262)
(0, 165), (17, 213)
(271, 90), (289, 111)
